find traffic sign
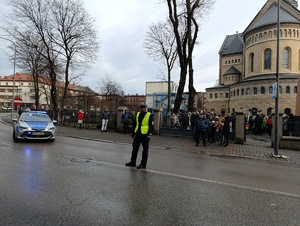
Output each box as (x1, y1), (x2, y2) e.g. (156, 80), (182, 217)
(13, 97), (23, 106)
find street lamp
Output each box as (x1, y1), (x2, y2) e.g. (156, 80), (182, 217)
(0, 36), (16, 120)
(273, 0), (280, 156)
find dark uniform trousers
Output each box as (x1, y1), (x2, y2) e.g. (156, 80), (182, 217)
(130, 136), (150, 166)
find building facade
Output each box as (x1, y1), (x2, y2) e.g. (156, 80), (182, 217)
(205, 0), (300, 116)
(0, 73), (98, 110)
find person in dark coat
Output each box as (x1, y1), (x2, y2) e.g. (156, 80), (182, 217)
(194, 112), (209, 147)
(217, 110), (230, 147)
(121, 110), (130, 134)
(254, 114), (263, 135)
(222, 115), (230, 147)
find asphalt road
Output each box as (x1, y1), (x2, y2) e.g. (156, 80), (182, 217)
(0, 115), (300, 225)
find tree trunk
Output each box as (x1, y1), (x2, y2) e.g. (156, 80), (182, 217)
(188, 59), (196, 112)
(173, 68), (187, 113)
(167, 68), (171, 112)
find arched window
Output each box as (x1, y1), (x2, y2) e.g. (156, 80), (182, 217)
(253, 87), (257, 94)
(264, 49), (271, 69)
(267, 107), (273, 116)
(250, 53), (254, 72)
(279, 86), (282, 94)
(237, 89), (240, 96)
(294, 86), (297, 93)
(261, 87), (265, 94)
(282, 48), (290, 68)
(215, 93), (218, 98)
(286, 86), (290, 94)
(210, 93), (213, 98)
(246, 88), (251, 95)
(269, 86), (273, 94)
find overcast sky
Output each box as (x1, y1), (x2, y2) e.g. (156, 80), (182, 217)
(0, 0), (267, 95)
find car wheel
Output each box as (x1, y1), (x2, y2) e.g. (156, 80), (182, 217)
(13, 130), (18, 142)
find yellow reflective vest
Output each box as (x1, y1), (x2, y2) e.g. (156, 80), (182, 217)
(134, 112), (151, 134)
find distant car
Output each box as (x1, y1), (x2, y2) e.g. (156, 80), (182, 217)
(12, 111), (57, 141)
(2, 106), (12, 110)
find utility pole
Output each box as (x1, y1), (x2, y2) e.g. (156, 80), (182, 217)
(274, 0), (280, 156)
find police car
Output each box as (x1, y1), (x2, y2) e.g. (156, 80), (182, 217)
(12, 111), (57, 141)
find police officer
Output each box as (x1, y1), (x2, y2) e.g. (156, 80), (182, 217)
(125, 103), (154, 169)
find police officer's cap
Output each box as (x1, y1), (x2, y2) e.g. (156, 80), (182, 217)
(140, 103), (147, 108)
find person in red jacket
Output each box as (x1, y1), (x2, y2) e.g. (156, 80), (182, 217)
(77, 109), (84, 129)
(266, 115), (272, 137)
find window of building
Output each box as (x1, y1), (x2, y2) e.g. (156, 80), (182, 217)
(261, 87), (265, 94)
(215, 93), (218, 98)
(279, 86), (282, 94)
(241, 89), (244, 95)
(269, 86), (273, 94)
(225, 61), (227, 65)
(233, 90), (236, 96)
(264, 48), (271, 69)
(237, 89), (239, 96)
(282, 48), (290, 69)
(253, 87), (257, 94)
(286, 86), (290, 94)
(250, 53), (254, 72)
(246, 88), (251, 95)
(294, 86), (297, 93)
(238, 59), (241, 63)
(210, 93), (213, 98)
(235, 59), (237, 63)
(225, 93), (229, 98)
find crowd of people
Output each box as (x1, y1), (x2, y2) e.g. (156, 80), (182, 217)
(245, 113), (295, 137)
(162, 110), (232, 147)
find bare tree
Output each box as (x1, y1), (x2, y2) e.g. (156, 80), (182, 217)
(3, 0), (99, 111)
(144, 20), (178, 112)
(98, 75), (124, 112)
(166, 0), (215, 113)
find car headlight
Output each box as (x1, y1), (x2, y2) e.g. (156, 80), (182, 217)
(18, 126), (32, 132)
(45, 127), (56, 132)
(49, 127), (56, 132)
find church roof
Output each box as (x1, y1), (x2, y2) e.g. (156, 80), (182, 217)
(247, 2), (300, 33)
(224, 66), (241, 75)
(218, 33), (243, 56)
(248, 2), (300, 31)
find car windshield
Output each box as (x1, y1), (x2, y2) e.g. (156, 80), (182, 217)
(20, 113), (52, 122)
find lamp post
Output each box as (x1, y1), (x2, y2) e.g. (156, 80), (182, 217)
(274, 0), (280, 156)
(0, 36), (16, 120)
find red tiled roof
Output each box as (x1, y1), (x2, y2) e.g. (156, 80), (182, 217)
(0, 73), (94, 93)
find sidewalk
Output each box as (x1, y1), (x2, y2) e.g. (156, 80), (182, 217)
(56, 125), (300, 166)
(1, 113), (299, 165)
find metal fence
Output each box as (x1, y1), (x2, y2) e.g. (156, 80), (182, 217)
(282, 117), (300, 137)
(44, 110), (119, 131)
